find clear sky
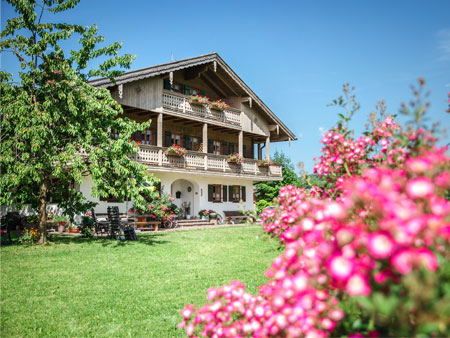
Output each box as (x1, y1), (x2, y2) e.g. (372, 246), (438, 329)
(2, 0), (449, 173)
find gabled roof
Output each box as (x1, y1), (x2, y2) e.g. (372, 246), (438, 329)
(88, 53), (296, 141)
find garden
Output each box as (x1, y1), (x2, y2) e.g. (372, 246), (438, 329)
(0, 226), (280, 337)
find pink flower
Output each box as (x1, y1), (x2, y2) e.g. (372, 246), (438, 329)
(367, 232), (395, 259)
(327, 254), (354, 281)
(406, 177), (434, 199)
(345, 274), (371, 296)
(417, 248), (438, 272)
(391, 249), (414, 275)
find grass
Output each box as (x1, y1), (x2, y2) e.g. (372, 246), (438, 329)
(1, 226), (280, 337)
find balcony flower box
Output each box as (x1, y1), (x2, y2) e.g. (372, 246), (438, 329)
(165, 145), (188, 157)
(189, 95), (209, 106)
(227, 153), (244, 165)
(209, 99), (230, 111)
(257, 159), (275, 167)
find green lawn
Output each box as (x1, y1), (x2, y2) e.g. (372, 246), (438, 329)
(1, 226), (279, 337)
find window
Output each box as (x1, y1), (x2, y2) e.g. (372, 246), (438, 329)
(111, 130), (120, 139)
(213, 140), (221, 155)
(171, 133), (182, 146)
(143, 129), (154, 145)
(208, 184), (222, 202)
(229, 143), (236, 155)
(213, 184), (222, 202)
(172, 82), (183, 94)
(231, 185), (241, 202)
(192, 137), (200, 151)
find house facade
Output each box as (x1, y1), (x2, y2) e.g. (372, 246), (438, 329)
(84, 53), (296, 218)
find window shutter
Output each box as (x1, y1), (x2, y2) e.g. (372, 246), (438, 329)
(208, 185), (213, 202)
(229, 186), (233, 202)
(184, 85), (191, 95)
(163, 79), (171, 90)
(152, 129), (157, 145)
(243, 145), (247, 158)
(223, 141), (228, 155)
(183, 134), (191, 150)
(208, 139), (214, 153)
(164, 131), (172, 147)
(223, 185), (228, 202)
(241, 186), (246, 202)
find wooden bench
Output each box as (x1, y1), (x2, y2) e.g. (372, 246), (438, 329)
(223, 211), (247, 224)
(131, 221), (160, 232)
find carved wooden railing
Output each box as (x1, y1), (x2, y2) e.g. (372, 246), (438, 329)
(136, 145), (282, 178)
(162, 91), (241, 127)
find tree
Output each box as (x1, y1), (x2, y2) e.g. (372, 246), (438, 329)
(254, 150), (301, 212)
(0, 0), (150, 244)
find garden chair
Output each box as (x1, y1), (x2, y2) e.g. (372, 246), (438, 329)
(91, 209), (109, 236)
(107, 206), (122, 239)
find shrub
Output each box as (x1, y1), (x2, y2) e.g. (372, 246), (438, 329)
(178, 80), (450, 337)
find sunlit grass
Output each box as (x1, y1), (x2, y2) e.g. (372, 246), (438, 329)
(1, 226), (280, 337)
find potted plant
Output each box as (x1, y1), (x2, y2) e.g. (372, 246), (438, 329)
(227, 153), (244, 165)
(165, 144), (188, 157)
(209, 211), (218, 225)
(67, 224), (79, 233)
(209, 99), (230, 111)
(189, 95), (209, 106)
(257, 158), (274, 167)
(53, 215), (68, 233)
(198, 209), (213, 220)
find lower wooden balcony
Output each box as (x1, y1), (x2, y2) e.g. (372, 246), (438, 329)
(134, 145), (283, 181)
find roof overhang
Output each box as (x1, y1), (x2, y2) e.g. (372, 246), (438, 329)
(88, 53), (296, 142)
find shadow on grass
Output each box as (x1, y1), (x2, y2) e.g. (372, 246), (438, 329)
(2, 232), (169, 248)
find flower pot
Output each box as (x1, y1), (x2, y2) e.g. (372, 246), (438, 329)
(69, 228), (79, 233)
(201, 216), (206, 220)
(57, 223), (66, 233)
(165, 151), (184, 157)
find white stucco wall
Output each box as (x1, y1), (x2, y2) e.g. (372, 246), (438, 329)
(79, 171), (255, 218)
(79, 176), (129, 214)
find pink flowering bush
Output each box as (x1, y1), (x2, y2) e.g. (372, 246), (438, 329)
(178, 80), (450, 337)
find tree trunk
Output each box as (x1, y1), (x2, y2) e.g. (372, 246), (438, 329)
(38, 180), (48, 244)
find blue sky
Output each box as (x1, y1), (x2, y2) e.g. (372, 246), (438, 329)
(2, 0), (450, 173)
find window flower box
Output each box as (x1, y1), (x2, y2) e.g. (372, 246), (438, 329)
(165, 145), (188, 157)
(209, 99), (230, 111)
(189, 95), (210, 106)
(227, 153), (244, 165)
(257, 159), (275, 167)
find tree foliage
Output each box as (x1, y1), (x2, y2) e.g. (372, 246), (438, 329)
(0, 0), (149, 243)
(254, 150), (301, 213)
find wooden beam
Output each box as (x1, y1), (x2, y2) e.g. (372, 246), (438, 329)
(205, 70), (235, 97)
(184, 64), (208, 81)
(212, 69), (240, 96)
(200, 73), (228, 98)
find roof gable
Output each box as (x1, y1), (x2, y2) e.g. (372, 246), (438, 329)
(88, 53), (296, 141)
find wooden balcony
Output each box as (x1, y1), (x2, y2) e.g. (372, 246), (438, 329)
(162, 91), (242, 129)
(134, 145), (282, 180)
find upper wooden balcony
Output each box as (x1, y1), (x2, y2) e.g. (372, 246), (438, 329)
(133, 145), (283, 181)
(162, 91), (242, 130)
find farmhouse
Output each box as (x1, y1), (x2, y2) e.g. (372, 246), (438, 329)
(85, 53), (296, 218)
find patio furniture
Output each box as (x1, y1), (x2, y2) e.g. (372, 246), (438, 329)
(1, 217), (12, 245)
(107, 207), (137, 240)
(223, 211), (246, 224)
(91, 210), (109, 236)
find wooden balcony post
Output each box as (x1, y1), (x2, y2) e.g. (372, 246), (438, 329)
(238, 130), (243, 157)
(257, 143), (262, 160)
(266, 136), (270, 160)
(204, 154), (208, 170)
(157, 113), (163, 147)
(202, 123), (208, 153)
(223, 158), (226, 172)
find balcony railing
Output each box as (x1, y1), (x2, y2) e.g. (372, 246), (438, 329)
(162, 91), (241, 127)
(136, 145), (282, 178)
